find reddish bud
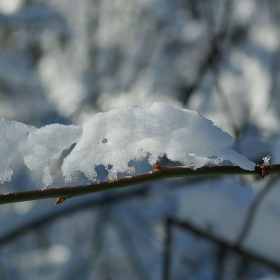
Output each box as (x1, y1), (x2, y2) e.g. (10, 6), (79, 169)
(152, 162), (161, 170)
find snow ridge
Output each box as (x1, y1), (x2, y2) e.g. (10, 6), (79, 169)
(0, 103), (255, 186)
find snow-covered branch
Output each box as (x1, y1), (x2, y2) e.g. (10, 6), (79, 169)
(0, 103), (255, 187)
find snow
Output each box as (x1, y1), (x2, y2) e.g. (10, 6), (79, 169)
(0, 0), (21, 14)
(0, 102), (255, 186)
(263, 155), (271, 165)
(0, 118), (34, 184)
(19, 124), (82, 187)
(62, 102), (255, 182)
(20, 124), (82, 170)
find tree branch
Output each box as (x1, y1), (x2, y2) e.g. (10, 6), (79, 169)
(0, 164), (278, 205)
(169, 218), (280, 274)
(0, 187), (148, 245)
(235, 176), (279, 247)
(163, 218), (172, 280)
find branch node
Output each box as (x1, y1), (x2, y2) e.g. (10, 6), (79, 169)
(152, 162), (162, 171)
(255, 164), (269, 178)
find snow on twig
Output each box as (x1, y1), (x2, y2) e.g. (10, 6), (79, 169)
(0, 103), (255, 187)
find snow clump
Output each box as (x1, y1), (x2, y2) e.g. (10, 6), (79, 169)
(0, 118), (35, 183)
(62, 102), (255, 182)
(20, 124), (82, 187)
(0, 103), (255, 186)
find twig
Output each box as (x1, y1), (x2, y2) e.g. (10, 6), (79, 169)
(213, 71), (240, 138)
(109, 207), (151, 280)
(235, 176), (279, 247)
(169, 218), (280, 273)
(0, 187), (148, 245)
(163, 218), (172, 280)
(215, 248), (227, 280)
(0, 164), (279, 205)
(179, 0), (233, 104)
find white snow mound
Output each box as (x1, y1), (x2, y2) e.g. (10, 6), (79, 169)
(62, 102), (255, 182)
(0, 103), (255, 186)
(0, 118), (35, 183)
(20, 124), (82, 187)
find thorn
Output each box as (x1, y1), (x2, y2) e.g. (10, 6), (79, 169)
(54, 196), (71, 205)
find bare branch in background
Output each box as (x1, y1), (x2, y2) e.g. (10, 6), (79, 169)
(165, 218), (280, 275)
(162, 218), (172, 280)
(235, 176), (279, 247)
(0, 187), (148, 245)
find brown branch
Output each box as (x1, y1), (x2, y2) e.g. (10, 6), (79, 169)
(0, 164), (279, 205)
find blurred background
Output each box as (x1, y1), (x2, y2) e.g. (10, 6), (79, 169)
(1, 0), (280, 279)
